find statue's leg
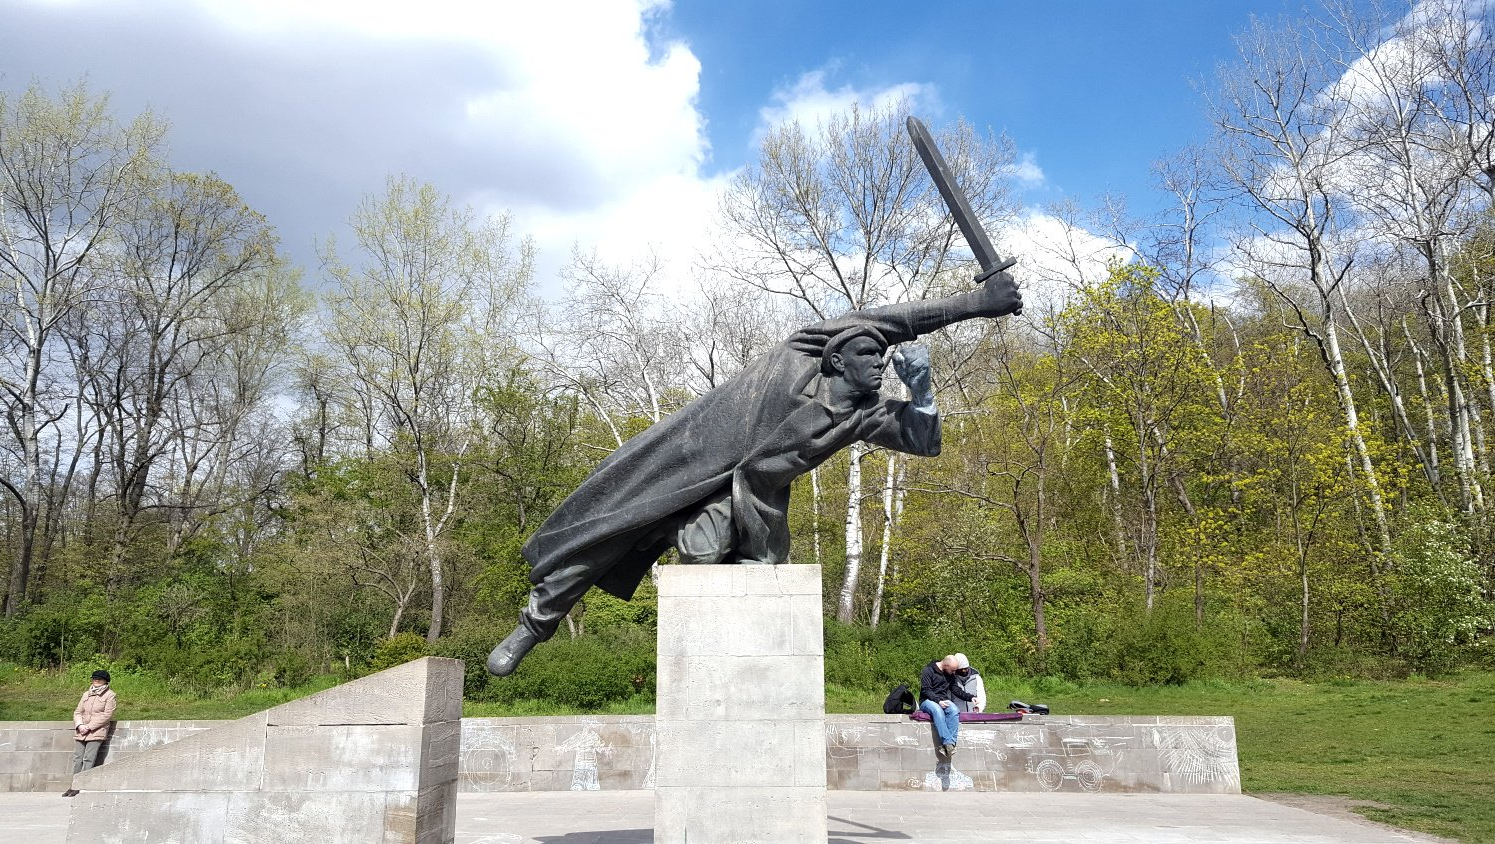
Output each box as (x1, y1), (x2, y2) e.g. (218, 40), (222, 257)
(489, 549), (613, 676)
(676, 490), (734, 565)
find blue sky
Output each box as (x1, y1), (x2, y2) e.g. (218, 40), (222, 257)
(0, 0), (1337, 287)
(667, 0), (1296, 212)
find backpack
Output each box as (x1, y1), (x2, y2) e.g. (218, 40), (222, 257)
(882, 682), (916, 714)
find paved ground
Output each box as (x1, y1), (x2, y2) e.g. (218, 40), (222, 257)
(3, 790), (1451, 843)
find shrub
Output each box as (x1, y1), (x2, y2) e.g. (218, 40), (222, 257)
(486, 627), (654, 709)
(368, 633), (429, 672)
(1389, 517), (1489, 674)
(270, 649), (315, 688)
(1103, 599), (1238, 685)
(428, 625), (510, 699)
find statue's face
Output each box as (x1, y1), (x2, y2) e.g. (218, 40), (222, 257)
(833, 336), (885, 394)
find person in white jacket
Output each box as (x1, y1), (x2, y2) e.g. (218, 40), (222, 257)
(952, 653), (986, 714)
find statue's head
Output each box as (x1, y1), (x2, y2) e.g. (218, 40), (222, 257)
(822, 326), (889, 394)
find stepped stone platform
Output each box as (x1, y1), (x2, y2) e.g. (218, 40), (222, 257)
(63, 656), (463, 844)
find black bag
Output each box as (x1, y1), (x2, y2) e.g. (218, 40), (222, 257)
(883, 682), (916, 714)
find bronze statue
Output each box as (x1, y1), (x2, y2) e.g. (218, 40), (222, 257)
(487, 117), (1021, 676)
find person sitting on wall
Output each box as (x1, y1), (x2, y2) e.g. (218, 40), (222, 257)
(919, 654), (974, 760)
(63, 669), (117, 797)
(952, 652), (986, 714)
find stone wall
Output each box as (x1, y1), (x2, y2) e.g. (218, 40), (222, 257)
(64, 657), (463, 844)
(0, 720), (216, 794)
(3, 713), (1240, 796)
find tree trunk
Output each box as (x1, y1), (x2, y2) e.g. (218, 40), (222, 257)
(417, 448), (449, 643)
(835, 442), (866, 624)
(1102, 431), (1129, 570)
(810, 467), (822, 567)
(870, 452), (905, 629)
(1322, 317), (1393, 556)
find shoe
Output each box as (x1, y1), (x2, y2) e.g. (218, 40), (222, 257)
(61, 789), (78, 797)
(486, 626), (541, 677)
(942, 742), (956, 756)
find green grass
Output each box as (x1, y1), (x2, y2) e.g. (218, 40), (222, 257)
(0, 662), (348, 721)
(5, 662), (1492, 842)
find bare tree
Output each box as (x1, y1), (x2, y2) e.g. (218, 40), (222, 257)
(84, 170), (280, 583)
(1326, 0), (1495, 514)
(0, 83), (162, 613)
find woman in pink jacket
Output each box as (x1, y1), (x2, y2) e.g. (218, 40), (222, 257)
(62, 670), (117, 797)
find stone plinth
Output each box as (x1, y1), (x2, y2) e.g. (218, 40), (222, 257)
(655, 564), (827, 844)
(66, 657), (463, 844)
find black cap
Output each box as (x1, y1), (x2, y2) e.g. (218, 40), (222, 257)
(91, 670), (110, 683)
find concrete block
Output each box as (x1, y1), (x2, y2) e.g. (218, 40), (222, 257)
(74, 712), (268, 793)
(419, 720), (462, 790)
(657, 654), (824, 722)
(111, 723), (219, 752)
(656, 720), (820, 788)
(65, 658), (464, 844)
(656, 564), (827, 843)
(0, 749), (67, 774)
(223, 791), (391, 843)
(422, 662), (465, 724)
(67, 790), (231, 843)
(11, 726), (73, 752)
(741, 565), (821, 595)
(414, 780), (459, 844)
(267, 657), (463, 727)
(261, 724), (423, 791)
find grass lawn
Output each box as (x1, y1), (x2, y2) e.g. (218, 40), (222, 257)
(5, 663), (1491, 842)
(0, 662), (349, 721)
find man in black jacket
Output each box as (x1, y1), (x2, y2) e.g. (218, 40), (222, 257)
(919, 655), (973, 759)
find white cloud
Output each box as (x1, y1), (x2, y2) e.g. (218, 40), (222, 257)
(2, 0), (710, 291)
(1010, 151), (1046, 188)
(754, 69), (933, 142)
(996, 210), (1133, 317)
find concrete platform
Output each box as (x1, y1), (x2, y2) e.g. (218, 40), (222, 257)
(2, 790), (1449, 843)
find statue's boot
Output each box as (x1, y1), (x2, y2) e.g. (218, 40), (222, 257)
(487, 625), (541, 676)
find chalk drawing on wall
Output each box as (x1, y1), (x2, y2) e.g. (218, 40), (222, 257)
(1154, 725), (1240, 790)
(559, 724), (611, 791)
(627, 723), (657, 789)
(1025, 737), (1119, 792)
(914, 762), (974, 792)
(826, 725), (869, 759)
(459, 728), (516, 791)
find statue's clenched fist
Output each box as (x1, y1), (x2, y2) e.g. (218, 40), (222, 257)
(975, 261), (1023, 317)
(892, 343), (935, 410)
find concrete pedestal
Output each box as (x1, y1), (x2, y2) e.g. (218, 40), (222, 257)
(67, 657), (463, 844)
(655, 564), (827, 844)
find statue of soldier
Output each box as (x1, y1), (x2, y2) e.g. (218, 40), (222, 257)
(487, 266), (1023, 676)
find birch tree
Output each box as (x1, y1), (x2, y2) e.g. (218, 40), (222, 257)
(1211, 15), (1396, 568)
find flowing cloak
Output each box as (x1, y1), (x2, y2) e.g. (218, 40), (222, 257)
(520, 309), (943, 601)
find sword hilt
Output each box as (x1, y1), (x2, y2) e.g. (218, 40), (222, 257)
(974, 256), (1018, 284)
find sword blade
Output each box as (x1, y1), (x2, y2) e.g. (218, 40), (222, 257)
(906, 116), (1006, 274)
